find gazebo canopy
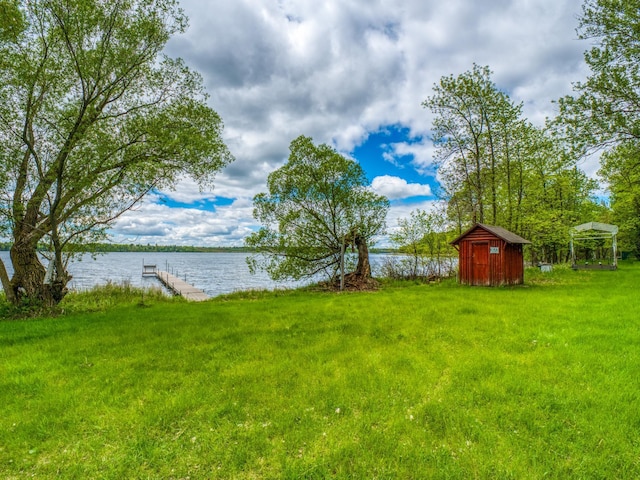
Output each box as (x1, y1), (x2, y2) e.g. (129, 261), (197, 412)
(570, 222), (618, 269)
(572, 222), (618, 235)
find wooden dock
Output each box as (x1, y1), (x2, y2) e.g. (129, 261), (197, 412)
(153, 269), (209, 302)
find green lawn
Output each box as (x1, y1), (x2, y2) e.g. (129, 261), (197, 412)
(1, 265), (639, 478)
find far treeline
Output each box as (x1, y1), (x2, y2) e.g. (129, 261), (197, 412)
(0, 243), (253, 253)
(0, 242), (395, 254)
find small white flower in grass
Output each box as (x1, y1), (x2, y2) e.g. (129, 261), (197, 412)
(335, 407), (341, 414)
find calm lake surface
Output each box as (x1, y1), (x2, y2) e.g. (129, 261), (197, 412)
(0, 251), (390, 298)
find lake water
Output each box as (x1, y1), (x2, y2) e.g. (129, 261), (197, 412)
(0, 251), (390, 298)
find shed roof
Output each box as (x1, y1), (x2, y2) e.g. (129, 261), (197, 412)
(450, 223), (532, 245)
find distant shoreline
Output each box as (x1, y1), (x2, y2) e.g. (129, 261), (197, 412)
(0, 243), (395, 254)
(0, 243), (253, 253)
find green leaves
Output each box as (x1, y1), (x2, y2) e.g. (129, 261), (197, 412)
(555, 0), (640, 255)
(0, 0), (24, 41)
(0, 0), (232, 303)
(424, 65), (528, 227)
(559, 0), (640, 151)
(599, 143), (640, 255)
(425, 64), (600, 262)
(247, 135), (389, 282)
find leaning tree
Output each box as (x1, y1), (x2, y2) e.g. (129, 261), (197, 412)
(0, 0), (233, 306)
(246, 135), (389, 289)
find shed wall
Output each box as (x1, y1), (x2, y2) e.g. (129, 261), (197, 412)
(456, 228), (525, 286)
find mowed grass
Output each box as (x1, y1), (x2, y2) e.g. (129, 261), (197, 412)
(1, 265), (640, 479)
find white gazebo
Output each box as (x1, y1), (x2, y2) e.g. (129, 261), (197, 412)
(570, 222), (618, 270)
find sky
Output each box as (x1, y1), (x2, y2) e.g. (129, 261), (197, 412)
(110, 0), (591, 247)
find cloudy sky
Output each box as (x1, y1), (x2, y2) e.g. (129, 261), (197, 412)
(110, 0), (591, 247)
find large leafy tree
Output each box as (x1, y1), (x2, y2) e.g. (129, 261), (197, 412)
(246, 135), (389, 288)
(0, 0), (233, 306)
(558, 0), (640, 152)
(558, 0), (640, 253)
(425, 65), (600, 263)
(424, 64), (527, 228)
(599, 143), (640, 256)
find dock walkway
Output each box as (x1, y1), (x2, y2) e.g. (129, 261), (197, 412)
(154, 270), (209, 302)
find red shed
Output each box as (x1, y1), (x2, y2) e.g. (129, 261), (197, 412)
(451, 223), (531, 286)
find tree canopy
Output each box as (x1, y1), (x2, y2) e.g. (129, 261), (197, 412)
(0, 0), (24, 41)
(424, 64), (524, 228)
(556, 0), (640, 255)
(0, 0), (233, 305)
(558, 0), (640, 153)
(246, 135), (388, 287)
(599, 143), (640, 256)
(425, 65), (600, 263)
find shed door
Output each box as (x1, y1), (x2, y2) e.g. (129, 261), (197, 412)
(471, 242), (490, 286)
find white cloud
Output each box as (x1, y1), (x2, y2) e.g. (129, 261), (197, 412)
(111, 200), (256, 247)
(382, 139), (439, 175)
(371, 175), (432, 200)
(124, 0), (591, 246)
(168, 0), (586, 160)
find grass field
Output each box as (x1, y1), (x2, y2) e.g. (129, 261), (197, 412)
(1, 264), (639, 478)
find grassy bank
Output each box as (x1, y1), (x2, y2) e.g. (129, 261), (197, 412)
(1, 265), (639, 478)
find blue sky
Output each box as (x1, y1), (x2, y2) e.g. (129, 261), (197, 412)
(355, 126), (423, 181)
(109, 0), (591, 247)
(354, 125), (437, 198)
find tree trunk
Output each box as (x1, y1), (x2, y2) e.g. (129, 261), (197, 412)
(10, 239), (46, 304)
(9, 242), (70, 307)
(331, 232), (376, 291)
(353, 234), (371, 280)
(0, 259), (16, 304)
